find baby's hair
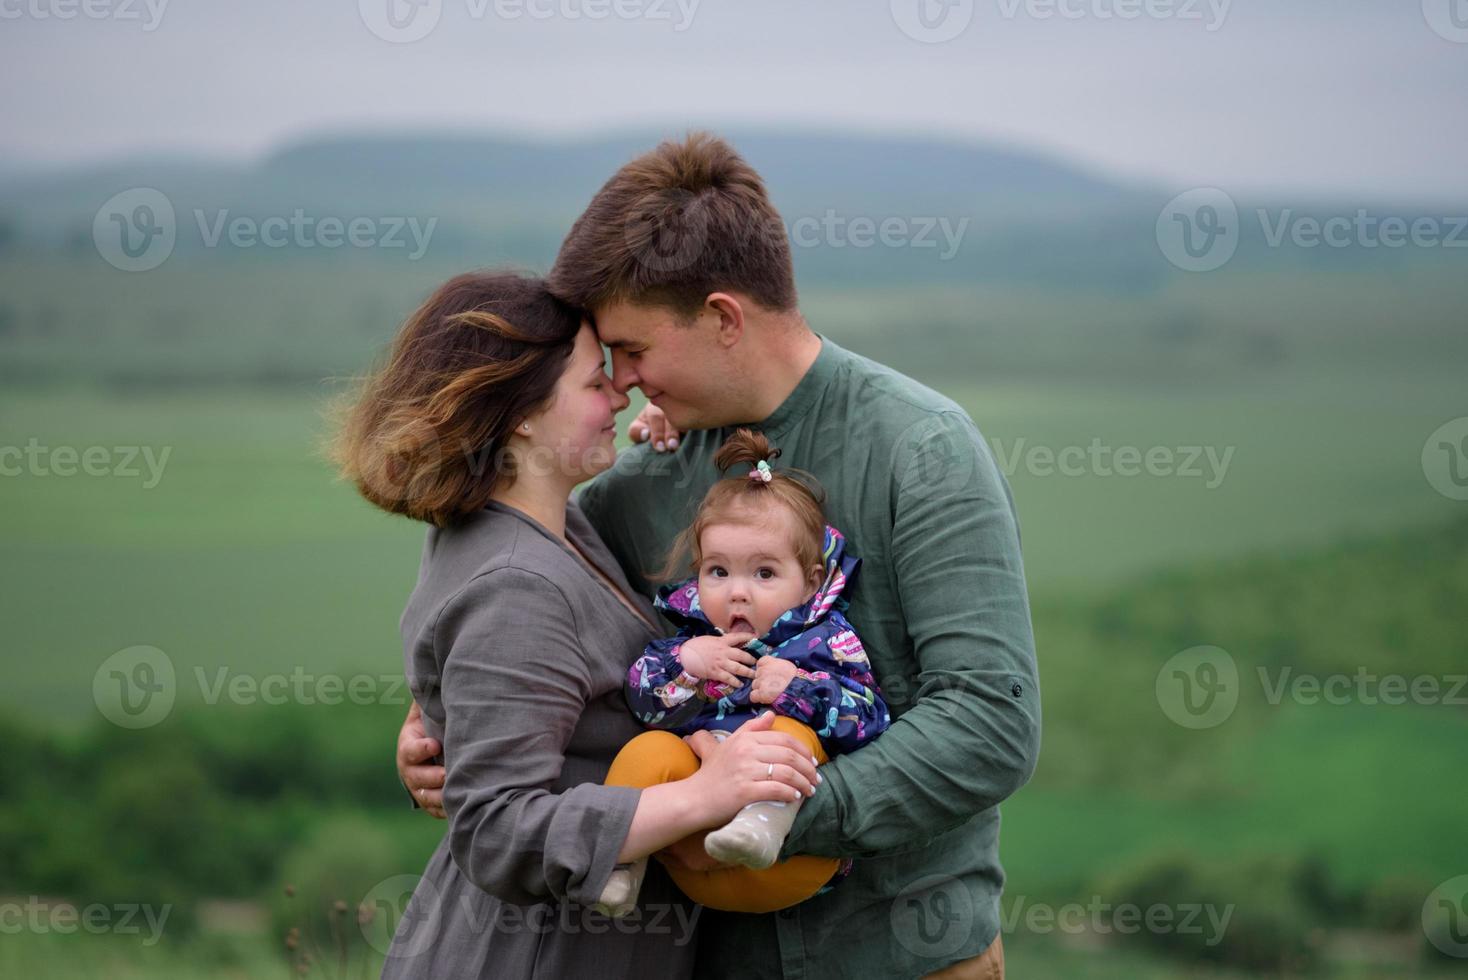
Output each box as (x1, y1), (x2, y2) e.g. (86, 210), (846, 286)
(655, 428), (828, 582)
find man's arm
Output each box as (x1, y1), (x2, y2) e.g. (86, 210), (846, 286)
(779, 411), (1041, 860)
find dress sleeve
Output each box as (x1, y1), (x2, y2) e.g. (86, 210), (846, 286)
(433, 566), (641, 906)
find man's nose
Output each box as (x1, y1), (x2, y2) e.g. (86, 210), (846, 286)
(609, 351), (639, 395)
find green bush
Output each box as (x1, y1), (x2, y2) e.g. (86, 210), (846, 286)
(1096, 849), (1327, 972)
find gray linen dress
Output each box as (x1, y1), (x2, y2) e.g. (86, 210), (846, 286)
(381, 499), (700, 980)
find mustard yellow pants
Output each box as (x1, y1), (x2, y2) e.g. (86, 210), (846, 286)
(605, 716), (839, 913)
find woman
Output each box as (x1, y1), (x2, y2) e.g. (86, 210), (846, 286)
(334, 271), (821, 979)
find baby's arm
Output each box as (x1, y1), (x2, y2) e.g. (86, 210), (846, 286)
(770, 626), (891, 754)
(625, 636), (706, 731)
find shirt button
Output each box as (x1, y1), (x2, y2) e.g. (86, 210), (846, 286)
(1010, 682), (1023, 698)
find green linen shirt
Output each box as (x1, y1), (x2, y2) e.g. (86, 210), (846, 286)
(577, 334), (1041, 980)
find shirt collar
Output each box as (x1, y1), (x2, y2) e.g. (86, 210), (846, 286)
(751, 333), (841, 441)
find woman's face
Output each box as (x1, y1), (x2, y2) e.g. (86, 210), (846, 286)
(519, 323), (629, 484)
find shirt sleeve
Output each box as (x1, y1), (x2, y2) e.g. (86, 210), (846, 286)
(434, 566), (642, 906)
(780, 411), (1042, 860)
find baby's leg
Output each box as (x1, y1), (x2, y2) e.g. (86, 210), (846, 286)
(597, 731), (700, 916)
(703, 717), (827, 869)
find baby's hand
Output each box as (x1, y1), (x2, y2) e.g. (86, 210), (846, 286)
(750, 656), (798, 704)
(678, 634), (757, 688)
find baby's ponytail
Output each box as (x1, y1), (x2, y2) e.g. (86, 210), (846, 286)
(651, 427), (827, 583)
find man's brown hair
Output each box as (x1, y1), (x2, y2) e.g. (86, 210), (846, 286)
(331, 271), (581, 526)
(548, 132), (797, 317)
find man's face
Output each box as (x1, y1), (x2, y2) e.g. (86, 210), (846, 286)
(592, 299), (742, 431)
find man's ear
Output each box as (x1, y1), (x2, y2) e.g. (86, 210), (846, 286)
(704, 292), (745, 349)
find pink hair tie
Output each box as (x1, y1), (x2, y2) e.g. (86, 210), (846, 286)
(748, 460), (773, 484)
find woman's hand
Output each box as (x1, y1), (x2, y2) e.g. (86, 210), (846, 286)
(749, 656), (799, 704)
(628, 402), (683, 452)
(683, 711), (821, 819)
(677, 634), (757, 687)
(397, 702), (447, 819)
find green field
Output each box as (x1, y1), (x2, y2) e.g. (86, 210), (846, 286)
(3, 243), (1466, 976)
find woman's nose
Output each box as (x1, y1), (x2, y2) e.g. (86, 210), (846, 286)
(609, 384), (630, 413)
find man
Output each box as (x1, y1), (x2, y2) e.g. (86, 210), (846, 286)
(397, 132), (1039, 979)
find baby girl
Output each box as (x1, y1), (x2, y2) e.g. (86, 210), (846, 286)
(597, 428), (890, 916)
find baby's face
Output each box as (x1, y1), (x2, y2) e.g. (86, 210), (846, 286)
(696, 514), (822, 638)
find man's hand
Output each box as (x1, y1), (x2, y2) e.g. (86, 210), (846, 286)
(397, 702), (446, 819)
(628, 402), (683, 452)
(749, 656), (798, 704)
(677, 634), (757, 688)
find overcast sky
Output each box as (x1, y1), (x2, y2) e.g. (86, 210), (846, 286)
(3, 0), (1465, 199)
